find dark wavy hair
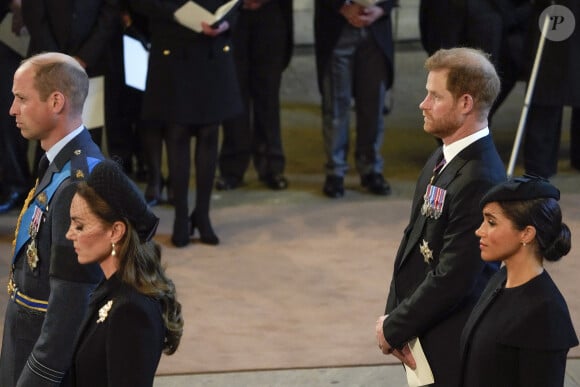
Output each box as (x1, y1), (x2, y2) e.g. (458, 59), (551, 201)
(75, 182), (184, 354)
(499, 198), (571, 262)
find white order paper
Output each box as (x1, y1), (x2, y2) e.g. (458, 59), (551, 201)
(174, 0), (239, 33)
(123, 34), (149, 91)
(0, 12), (29, 57)
(404, 338), (435, 387)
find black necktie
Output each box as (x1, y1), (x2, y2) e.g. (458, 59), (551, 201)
(37, 154), (49, 180)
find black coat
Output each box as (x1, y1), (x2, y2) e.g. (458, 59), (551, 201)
(419, 0), (466, 55)
(21, 0), (121, 77)
(73, 274), (165, 387)
(460, 267), (579, 386)
(313, 0), (396, 93)
(384, 135), (506, 386)
(130, 0), (242, 125)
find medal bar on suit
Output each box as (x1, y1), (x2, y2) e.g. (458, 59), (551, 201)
(421, 184), (447, 219)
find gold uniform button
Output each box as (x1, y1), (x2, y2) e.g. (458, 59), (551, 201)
(223, 45), (230, 52)
(163, 50), (171, 56)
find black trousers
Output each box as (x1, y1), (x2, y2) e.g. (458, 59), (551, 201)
(524, 105), (580, 177)
(218, 2), (288, 181)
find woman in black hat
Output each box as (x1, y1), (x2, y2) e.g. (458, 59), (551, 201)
(65, 160), (183, 386)
(459, 175), (578, 387)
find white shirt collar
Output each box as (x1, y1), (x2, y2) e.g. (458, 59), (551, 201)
(441, 127), (489, 169)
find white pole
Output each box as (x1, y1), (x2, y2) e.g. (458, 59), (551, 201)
(506, 11), (552, 178)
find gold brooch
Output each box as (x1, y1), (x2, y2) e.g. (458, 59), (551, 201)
(420, 239), (433, 263)
(97, 300), (114, 323)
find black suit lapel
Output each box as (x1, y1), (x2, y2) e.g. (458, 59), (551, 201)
(395, 148), (442, 270)
(396, 136), (493, 270)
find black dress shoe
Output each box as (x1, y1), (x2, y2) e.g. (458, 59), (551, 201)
(323, 175), (344, 198)
(0, 191), (27, 214)
(361, 173), (392, 196)
(190, 211), (220, 245)
(215, 176), (242, 191)
(261, 174), (288, 190)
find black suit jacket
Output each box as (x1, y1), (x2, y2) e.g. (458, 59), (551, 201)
(72, 274), (165, 387)
(384, 135), (506, 386)
(0, 129), (104, 387)
(313, 0), (396, 93)
(21, 0), (120, 76)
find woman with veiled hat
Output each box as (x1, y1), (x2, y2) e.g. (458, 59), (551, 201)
(459, 175), (578, 387)
(65, 160), (183, 386)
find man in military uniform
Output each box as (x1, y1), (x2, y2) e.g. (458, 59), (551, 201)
(375, 48), (506, 386)
(0, 52), (104, 386)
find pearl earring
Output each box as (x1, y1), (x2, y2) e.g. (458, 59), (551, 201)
(521, 241), (526, 246)
(111, 243), (116, 256)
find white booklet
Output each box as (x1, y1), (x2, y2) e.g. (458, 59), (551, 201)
(174, 0), (240, 33)
(0, 12), (29, 57)
(123, 34), (149, 91)
(404, 338), (435, 387)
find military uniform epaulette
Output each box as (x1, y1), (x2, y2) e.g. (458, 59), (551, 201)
(70, 149), (102, 182)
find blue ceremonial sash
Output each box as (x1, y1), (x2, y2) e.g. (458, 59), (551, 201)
(12, 156), (101, 263)
(13, 161), (72, 262)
